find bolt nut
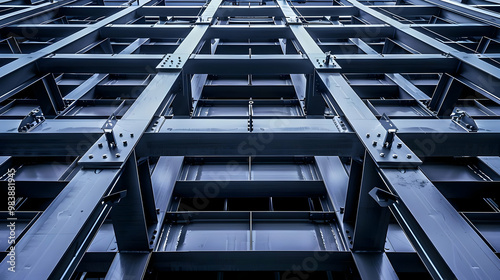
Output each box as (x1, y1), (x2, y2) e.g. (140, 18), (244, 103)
(392, 154), (398, 158)
(123, 140), (128, 146)
(380, 153), (385, 157)
(130, 133), (134, 138)
(397, 143), (402, 148)
(103, 154), (107, 159)
(366, 133), (370, 138)
(407, 154), (412, 159)
(98, 143), (103, 148)
(372, 141), (377, 146)
(119, 133), (123, 137)
(89, 154), (93, 159)
(115, 153), (120, 158)
(377, 133), (381, 137)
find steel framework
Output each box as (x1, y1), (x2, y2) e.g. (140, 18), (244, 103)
(1, 0), (500, 279)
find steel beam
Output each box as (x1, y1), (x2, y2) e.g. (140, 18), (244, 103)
(0, 0), (76, 28)
(393, 119), (500, 157)
(174, 181), (326, 198)
(380, 168), (500, 279)
(424, 0), (500, 27)
(0, 169), (120, 279)
(0, 0), (153, 101)
(137, 118), (362, 157)
(0, 119), (104, 156)
(149, 251), (354, 272)
(109, 152), (151, 251)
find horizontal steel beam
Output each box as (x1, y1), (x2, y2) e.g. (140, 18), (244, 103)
(393, 119), (500, 157)
(137, 118), (362, 157)
(174, 180), (326, 198)
(305, 25), (395, 39)
(0, 0), (76, 28)
(0, 119), (104, 156)
(184, 54), (313, 74)
(38, 54), (163, 74)
(100, 24), (192, 39)
(37, 53), (461, 74)
(77, 251), (428, 273)
(149, 251), (354, 271)
(333, 54), (458, 73)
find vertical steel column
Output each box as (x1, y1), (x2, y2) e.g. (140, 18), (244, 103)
(352, 154), (391, 251)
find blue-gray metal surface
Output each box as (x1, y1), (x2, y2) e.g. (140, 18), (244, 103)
(0, 0), (500, 279)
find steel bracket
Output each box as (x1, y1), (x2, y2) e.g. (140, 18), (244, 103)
(80, 119), (145, 168)
(102, 114), (118, 148)
(380, 113), (398, 149)
(369, 187), (398, 208)
(309, 53), (340, 70)
(18, 108), (45, 133)
(451, 108), (478, 132)
(102, 190), (127, 205)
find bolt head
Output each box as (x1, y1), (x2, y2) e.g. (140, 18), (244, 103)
(115, 153), (120, 158)
(380, 153), (385, 157)
(366, 133), (370, 138)
(377, 133), (381, 137)
(98, 143), (103, 148)
(103, 154), (107, 159)
(392, 154), (398, 158)
(89, 154), (93, 159)
(407, 154), (412, 159)
(397, 143), (402, 148)
(123, 140), (128, 146)
(372, 141), (377, 146)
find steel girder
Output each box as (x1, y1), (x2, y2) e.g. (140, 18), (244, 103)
(1, 0), (500, 279)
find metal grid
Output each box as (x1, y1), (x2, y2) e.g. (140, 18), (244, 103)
(0, 0), (500, 279)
